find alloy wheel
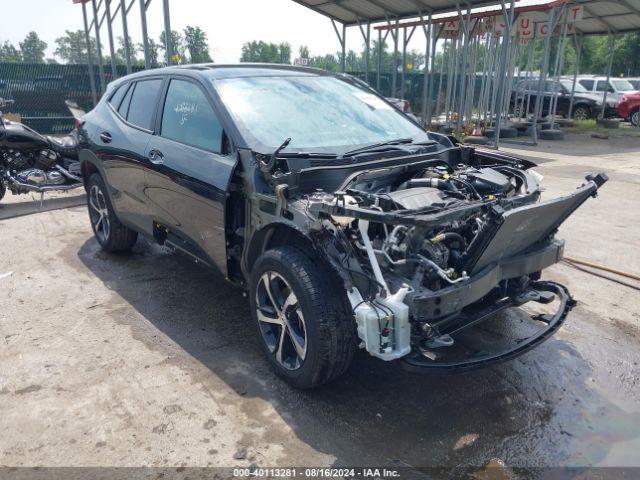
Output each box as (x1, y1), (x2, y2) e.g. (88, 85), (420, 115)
(632, 111), (639, 127)
(573, 107), (589, 120)
(89, 184), (110, 244)
(255, 271), (307, 370)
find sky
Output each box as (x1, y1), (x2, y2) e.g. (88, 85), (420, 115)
(2, 0), (548, 64)
(1, 0), (422, 63)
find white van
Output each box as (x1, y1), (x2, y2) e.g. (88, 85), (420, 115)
(577, 76), (639, 104)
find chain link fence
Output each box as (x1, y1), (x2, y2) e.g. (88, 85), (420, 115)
(1, 63), (483, 133)
(0, 62), (143, 134)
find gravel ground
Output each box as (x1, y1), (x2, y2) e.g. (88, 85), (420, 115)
(0, 133), (638, 475)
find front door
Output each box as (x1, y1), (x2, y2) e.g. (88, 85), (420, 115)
(144, 77), (236, 274)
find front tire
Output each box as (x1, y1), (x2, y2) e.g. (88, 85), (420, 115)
(631, 110), (639, 127)
(249, 246), (356, 389)
(87, 173), (138, 252)
(572, 105), (590, 120)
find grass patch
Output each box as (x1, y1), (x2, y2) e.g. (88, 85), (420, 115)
(564, 119), (640, 137)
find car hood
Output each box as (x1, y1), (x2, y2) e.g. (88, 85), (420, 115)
(576, 92), (604, 103)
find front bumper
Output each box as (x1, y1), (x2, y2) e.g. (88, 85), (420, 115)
(402, 281), (576, 372)
(409, 239), (565, 320)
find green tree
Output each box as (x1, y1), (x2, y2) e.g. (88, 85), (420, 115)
(278, 42), (291, 64)
(159, 30), (185, 63)
(183, 26), (212, 63)
(299, 45), (310, 60)
(19, 31), (47, 63)
(240, 40), (291, 64)
(137, 38), (160, 67)
(55, 30), (95, 64)
(116, 36), (143, 66)
(308, 53), (340, 71)
(0, 41), (21, 62)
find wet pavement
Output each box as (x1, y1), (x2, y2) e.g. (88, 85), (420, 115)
(0, 134), (639, 474)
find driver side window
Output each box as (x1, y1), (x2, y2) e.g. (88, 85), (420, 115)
(596, 80), (614, 93)
(160, 79), (223, 153)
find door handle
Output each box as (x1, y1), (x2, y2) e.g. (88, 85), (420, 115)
(100, 131), (112, 143)
(148, 149), (164, 165)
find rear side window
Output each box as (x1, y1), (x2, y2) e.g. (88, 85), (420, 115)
(108, 83), (129, 108)
(126, 79), (163, 130)
(118, 83), (134, 118)
(160, 79), (223, 152)
(579, 79), (594, 90)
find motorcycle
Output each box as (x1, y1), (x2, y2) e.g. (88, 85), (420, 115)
(0, 97), (83, 202)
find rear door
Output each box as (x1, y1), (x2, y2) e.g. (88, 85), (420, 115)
(95, 77), (164, 233)
(144, 76), (235, 274)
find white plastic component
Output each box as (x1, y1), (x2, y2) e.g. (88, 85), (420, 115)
(529, 169), (544, 184)
(358, 219), (389, 294)
(330, 195), (358, 227)
(354, 287), (411, 361)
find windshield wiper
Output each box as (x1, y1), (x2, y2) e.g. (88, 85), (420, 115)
(343, 137), (415, 156)
(277, 152), (338, 159)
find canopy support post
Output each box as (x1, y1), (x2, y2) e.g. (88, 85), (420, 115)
(568, 33), (583, 118)
(91, 0), (106, 93)
(120, 0), (132, 74)
(162, 0), (173, 64)
(82, 1), (98, 105)
(332, 20), (346, 72)
(104, 0), (118, 79)
(600, 32), (616, 120)
(139, 0), (151, 68)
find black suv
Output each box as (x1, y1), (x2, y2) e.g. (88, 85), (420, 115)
(511, 79), (604, 119)
(79, 65), (606, 388)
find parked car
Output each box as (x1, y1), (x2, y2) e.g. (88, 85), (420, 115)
(617, 92), (640, 126)
(78, 65), (606, 388)
(511, 79), (604, 119)
(386, 96), (421, 123)
(576, 76), (639, 105)
(626, 78), (640, 90)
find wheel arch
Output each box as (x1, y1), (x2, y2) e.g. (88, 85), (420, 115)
(79, 149), (124, 215)
(244, 222), (316, 277)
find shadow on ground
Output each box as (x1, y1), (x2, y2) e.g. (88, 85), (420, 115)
(77, 237), (640, 471)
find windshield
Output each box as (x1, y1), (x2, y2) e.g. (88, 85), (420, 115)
(560, 80), (588, 93)
(213, 75), (430, 153)
(612, 79), (636, 91)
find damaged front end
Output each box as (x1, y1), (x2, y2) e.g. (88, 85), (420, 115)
(247, 137), (608, 371)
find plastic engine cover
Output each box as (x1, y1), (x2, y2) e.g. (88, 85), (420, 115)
(466, 168), (511, 194)
(386, 187), (448, 210)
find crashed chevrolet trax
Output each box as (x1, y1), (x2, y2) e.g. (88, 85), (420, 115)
(78, 65), (607, 388)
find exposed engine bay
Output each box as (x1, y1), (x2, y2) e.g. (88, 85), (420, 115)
(247, 137), (608, 370)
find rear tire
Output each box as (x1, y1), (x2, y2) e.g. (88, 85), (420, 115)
(87, 173), (138, 252)
(249, 246), (356, 389)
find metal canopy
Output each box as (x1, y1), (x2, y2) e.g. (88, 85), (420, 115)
(371, 0), (640, 35)
(547, 0), (640, 35)
(290, 0), (506, 25)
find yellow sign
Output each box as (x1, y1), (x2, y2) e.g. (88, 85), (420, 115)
(171, 54), (181, 63)
(407, 63), (413, 70)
